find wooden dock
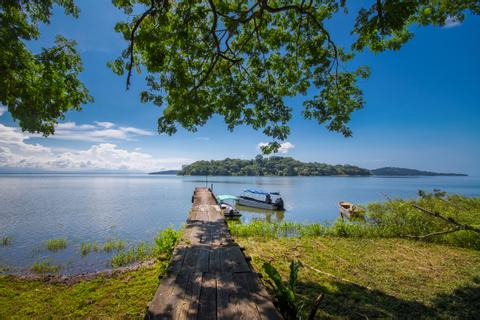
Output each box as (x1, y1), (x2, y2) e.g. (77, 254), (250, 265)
(146, 188), (282, 320)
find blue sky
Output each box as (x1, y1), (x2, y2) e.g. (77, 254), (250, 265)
(0, 1), (479, 174)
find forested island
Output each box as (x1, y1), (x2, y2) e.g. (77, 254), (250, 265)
(148, 170), (179, 175)
(172, 157), (467, 177)
(371, 167), (467, 176)
(178, 156), (371, 176)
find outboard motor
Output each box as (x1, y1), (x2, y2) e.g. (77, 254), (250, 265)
(274, 197), (284, 210)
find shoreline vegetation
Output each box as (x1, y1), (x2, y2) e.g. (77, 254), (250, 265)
(151, 156), (467, 177)
(1, 193), (479, 318)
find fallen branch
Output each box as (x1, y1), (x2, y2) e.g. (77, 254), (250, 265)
(406, 228), (461, 239)
(301, 260), (372, 291)
(411, 204), (480, 234)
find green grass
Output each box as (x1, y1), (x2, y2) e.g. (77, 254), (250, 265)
(31, 261), (61, 274)
(229, 194), (480, 250)
(0, 263), (163, 319)
(236, 236), (480, 319)
(45, 238), (68, 251)
(111, 248), (137, 268)
(1, 236), (12, 246)
(110, 228), (181, 268)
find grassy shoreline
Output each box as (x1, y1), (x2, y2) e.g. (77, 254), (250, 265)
(236, 236), (480, 319)
(1, 236), (479, 319)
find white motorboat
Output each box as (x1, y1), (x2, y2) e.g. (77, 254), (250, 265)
(237, 189), (285, 211)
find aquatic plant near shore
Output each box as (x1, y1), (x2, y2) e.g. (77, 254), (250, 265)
(31, 261), (61, 274)
(1, 236), (12, 246)
(45, 238), (67, 251)
(81, 242), (92, 256)
(102, 239), (125, 252)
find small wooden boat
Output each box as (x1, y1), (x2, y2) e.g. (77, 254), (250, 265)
(339, 201), (354, 219)
(339, 201), (365, 220)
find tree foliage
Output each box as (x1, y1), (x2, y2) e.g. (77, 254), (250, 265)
(177, 155), (372, 176)
(111, 0), (479, 152)
(2, 1), (479, 148)
(0, 0), (92, 135)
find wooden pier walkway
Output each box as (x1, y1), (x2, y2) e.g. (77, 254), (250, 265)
(146, 188), (282, 320)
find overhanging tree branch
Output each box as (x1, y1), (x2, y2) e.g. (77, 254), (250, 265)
(409, 203), (480, 238)
(126, 0), (156, 90)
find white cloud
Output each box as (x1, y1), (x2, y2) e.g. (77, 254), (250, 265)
(0, 106), (7, 117)
(257, 141), (295, 154)
(278, 142), (295, 153)
(0, 124), (190, 172)
(444, 16), (461, 28)
(45, 121), (154, 142)
(95, 121), (115, 128)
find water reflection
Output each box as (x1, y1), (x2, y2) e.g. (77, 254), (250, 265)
(236, 205), (285, 223)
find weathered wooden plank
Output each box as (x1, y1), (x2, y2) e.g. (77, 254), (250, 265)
(195, 248), (210, 273)
(147, 273), (190, 319)
(176, 272), (203, 320)
(208, 248), (221, 274)
(181, 247), (200, 273)
(197, 273), (217, 320)
(167, 246), (186, 275)
(220, 246), (251, 273)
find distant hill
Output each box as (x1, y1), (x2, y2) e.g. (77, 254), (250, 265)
(177, 156), (372, 176)
(371, 167), (467, 176)
(149, 170), (180, 175)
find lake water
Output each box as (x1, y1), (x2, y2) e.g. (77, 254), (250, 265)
(1, 174), (479, 275)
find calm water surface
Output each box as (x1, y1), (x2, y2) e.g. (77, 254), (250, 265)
(1, 174), (479, 274)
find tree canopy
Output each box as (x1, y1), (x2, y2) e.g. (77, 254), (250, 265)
(0, 0), (92, 135)
(110, 0), (479, 152)
(1, 1), (479, 151)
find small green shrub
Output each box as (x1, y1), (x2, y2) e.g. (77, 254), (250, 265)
(1, 236), (12, 246)
(31, 261), (61, 274)
(154, 228), (180, 259)
(263, 260), (307, 319)
(45, 238), (67, 251)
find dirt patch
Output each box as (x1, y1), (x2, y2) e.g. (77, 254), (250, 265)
(13, 259), (157, 285)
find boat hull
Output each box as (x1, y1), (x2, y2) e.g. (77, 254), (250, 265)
(339, 201), (353, 219)
(238, 197), (279, 210)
